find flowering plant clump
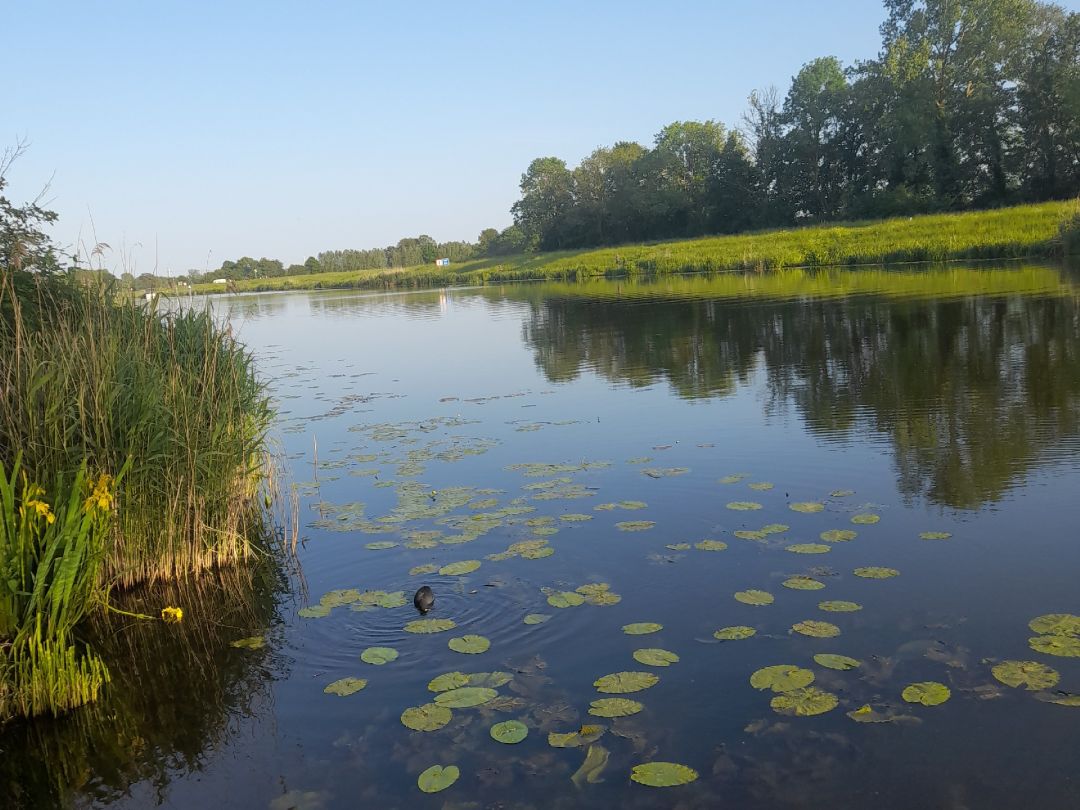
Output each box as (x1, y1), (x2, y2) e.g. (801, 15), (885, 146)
(83, 473), (116, 514)
(20, 483), (56, 525)
(160, 606), (184, 623)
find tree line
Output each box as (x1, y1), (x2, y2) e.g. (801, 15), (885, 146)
(191, 0), (1076, 283)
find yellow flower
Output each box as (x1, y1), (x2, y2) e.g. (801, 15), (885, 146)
(161, 606), (184, 623)
(83, 473), (116, 514)
(21, 497), (55, 525)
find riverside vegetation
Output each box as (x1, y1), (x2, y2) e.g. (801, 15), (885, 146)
(0, 162), (278, 724)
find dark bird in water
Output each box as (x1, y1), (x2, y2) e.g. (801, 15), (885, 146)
(413, 586), (435, 613)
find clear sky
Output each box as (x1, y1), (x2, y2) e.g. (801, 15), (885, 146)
(6, 1), (918, 274)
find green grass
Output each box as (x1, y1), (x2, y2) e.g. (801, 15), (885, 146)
(194, 200), (1079, 295)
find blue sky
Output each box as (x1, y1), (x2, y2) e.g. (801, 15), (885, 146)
(7, 1), (924, 273)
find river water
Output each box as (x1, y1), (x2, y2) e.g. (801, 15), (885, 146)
(6, 264), (1080, 809)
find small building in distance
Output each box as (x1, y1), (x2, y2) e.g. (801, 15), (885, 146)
(213, 278), (228, 284)
(434, 258), (450, 267)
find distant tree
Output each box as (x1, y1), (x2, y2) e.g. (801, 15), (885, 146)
(511, 157), (575, 250)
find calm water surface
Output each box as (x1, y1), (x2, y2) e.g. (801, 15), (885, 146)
(7, 265), (1080, 809)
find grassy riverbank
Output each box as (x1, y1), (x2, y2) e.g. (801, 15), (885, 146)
(195, 200), (1079, 295)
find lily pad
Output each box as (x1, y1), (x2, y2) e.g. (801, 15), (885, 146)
(695, 540), (728, 551)
(589, 698), (643, 718)
(548, 726), (605, 747)
(819, 600), (862, 612)
(571, 743), (610, 787)
(320, 588), (362, 607)
(466, 671), (514, 688)
(719, 474), (747, 484)
(792, 620), (841, 638)
(920, 531), (952, 540)
(616, 521), (656, 532)
(594, 671), (659, 694)
(789, 502), (825, 513)
(851, 513), (880, 525)
(749, 481), (774, 491)
(428, 671), (469, 692)
(735, 590), (775, 606)
(786, 543), (831, 554)
(831, 489), (855, 497)
(770, 687), (839, 716)
(298, 604), (332, 618)
(762, 523), (790, 534)
(991, 660), (1060, 690)
(902, 681), (951, 706)
(360, 646), (399, 665)
(814, 653), (861, 671)
(230, 635), (265, 650)
(633, 648), (680, 667)
(405, 618), (457, 634)
(524, 613), (551, 625)
(324, 677), (367, 696)
(734, 530), (767, 541)
(1029, 614), (1080, 637)
(820, 529), (857, 543)
(434, 686), (498, 708)
(401, 703), (452, 731)
(854, 567), (899, 579)
(750, 665), (815, 693)
(560, 513), (593, 522)
(667, 542), (692, 550)
(783, 576), (825, 591)
(418, 764), (459, 794)
(410, 563), (439, 576)
(623, 622), (663, 635)
(490, 719), (529, 744)
(548, 591), (586, 608)
(630, 762), (699, 787)
(365, 541), (398, 550)
(727, 502), (763, 511)
(714, 626), (756, 640)
(1029, 635), (1080, 657)
(439, 560), (481, 576)
(448, 635), (490, 654)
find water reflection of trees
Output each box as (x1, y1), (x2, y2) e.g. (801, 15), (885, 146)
(2, 565), (285, 808)
(517, 272), (1080, 509)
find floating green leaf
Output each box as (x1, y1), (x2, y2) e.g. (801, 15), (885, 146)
(401, 703), (452, 731)
(410, 563), (438, 576)
(820, 529), (857, 543)
(819, 600), (862, 613)
(667, 542), (691, 550)
(902, 681), (951, 706)
(854, 566), (899, 579)
(735, 590), (775, 606)
(851, 513), (880, 525)
(561, 513), (593, 522)
(734, 530), (767, 541)
(490, 719), (529, 744)
(548, 726), (605, 748)
(623, 622), (663, 635)
(448, 635), (490, 654)
(324, 677), (367, 696)
(814, 653), (861, 671)
(749, 481), (774, 491)
(417, 764), (459, 794)
(770, 687), (839, 716)
(365, 541), (398, 550)
(633, 648), (680, 667)
(439, 560), (481, 576)
(642, 467), (689, 478)
(762, 523), (790, 534)
(919, 532), (952, 540)
(630, 762), (699, 788)
(428, 672), (469, 692)
(589, 698), (643, 717)
(524, 613), (551, 625)
(831, 489), (855, 497)
(298, 604), (332, 618)
(695, 539), (728, 551)
(792, 620), (841, 638)
(783, 576), (825, 591)
(230, 635), (265, 650)
(1028, 614), (1080, 637)
(1028, 635), (1080, 657)
(360, 646), (399, 665)
(373, 590), (407, 608)
(714, 626), (756, 640)
(320, 588), (362, 607)
(750, 665), (815, 693)
(787, 543), (831, 554)
(594, 671), (659, 694)
(719, 474), (747, 484)
(571, 743), (610, 787)
(991, 660), (1060, 690)
(434, 686), (498, 708)
(548, 591), (586, 608)
(466, 671), (513, 688)
(616, 520), (655, 532)
(789, 502), (824, 514)
(405, 618), (457, 634)
(726, 502), (763, 511)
